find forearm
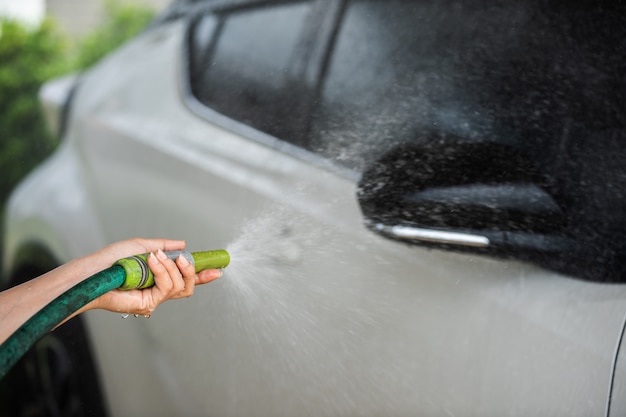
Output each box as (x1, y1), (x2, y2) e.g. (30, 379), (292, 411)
(0, 255), (102, 344)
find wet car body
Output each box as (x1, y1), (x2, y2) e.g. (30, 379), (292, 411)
(2, 0), (626, 416)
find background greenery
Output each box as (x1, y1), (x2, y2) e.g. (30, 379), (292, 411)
(0, 18), (67, 206)
(73, 1), (156, 70)
(0, 0), (156, 270)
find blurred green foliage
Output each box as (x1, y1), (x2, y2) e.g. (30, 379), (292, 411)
(0, 1), (155, 204)
(0, 1), (155, 271)
(74, 1), (156, 70)
(0, 18), (68, 204)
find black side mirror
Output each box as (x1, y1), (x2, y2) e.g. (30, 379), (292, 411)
(357, 138), (575, 271)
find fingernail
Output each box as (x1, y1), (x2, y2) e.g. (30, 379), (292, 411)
(156, 249), (167, 261)
(177, 254), (189, 266)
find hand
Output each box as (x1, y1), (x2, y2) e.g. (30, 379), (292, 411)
(0, 238), (223, 343)
(82, 238), (222, 316)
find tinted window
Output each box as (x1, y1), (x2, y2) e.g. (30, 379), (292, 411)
(317, 0), (625, 280)
(310, 0), (624, 171)
(189, 2), (313, 144)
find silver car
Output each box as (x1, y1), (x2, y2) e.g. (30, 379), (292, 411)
(2, 0), (626, 416)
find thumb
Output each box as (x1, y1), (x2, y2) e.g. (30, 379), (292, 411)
(196, 269), (223, 285)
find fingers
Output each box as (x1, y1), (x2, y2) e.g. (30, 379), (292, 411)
(147, 249), (221, 307)
(174, 253), (197, 298)
(148, 250), (183, 299)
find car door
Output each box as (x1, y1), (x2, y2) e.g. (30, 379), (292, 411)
(75, 0), (626, 416)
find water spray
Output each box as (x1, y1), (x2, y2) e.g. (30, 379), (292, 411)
(0, 249), (229, 379)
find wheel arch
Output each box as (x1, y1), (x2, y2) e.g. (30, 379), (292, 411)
(5, 241), (61, 286)
(0, 242), (110, 417)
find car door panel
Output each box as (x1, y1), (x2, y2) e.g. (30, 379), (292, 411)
(65, 18), (626, 416)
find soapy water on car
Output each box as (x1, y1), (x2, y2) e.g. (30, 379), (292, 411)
(185, 203), (411, 411)
(223, 204), (376, 322)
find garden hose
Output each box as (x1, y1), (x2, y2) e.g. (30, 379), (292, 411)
(0, 249), (229, 380)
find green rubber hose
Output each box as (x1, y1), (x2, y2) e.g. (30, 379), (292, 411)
(0, 249), (229, 380)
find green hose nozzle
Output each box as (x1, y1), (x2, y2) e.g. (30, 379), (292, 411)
(115, 250), (230, 290)
(0, 249), (229, 380)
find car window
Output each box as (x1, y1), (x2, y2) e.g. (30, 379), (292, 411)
(309, 0), (624, 172)
(309, 0), (538, 171)
(311, 0), (625, 280)
(188, 1), (314, 145)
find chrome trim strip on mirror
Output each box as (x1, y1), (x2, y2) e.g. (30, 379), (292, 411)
(374, 224), (490, 248)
